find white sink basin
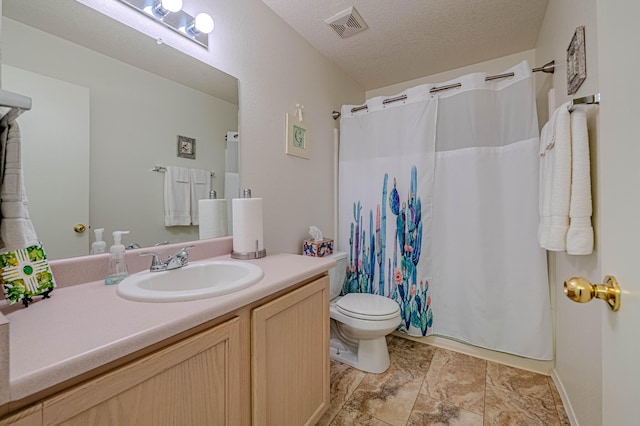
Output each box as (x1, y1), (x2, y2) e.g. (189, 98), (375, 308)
(116, 260), (264, 302)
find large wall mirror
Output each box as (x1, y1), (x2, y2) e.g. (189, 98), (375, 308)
(1, 0), (239, 260)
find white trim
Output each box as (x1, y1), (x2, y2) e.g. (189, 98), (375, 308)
(551, 368), (578, 426)
(393, 332), (553, 375)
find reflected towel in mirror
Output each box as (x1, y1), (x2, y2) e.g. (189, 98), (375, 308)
(164, 166), (191, 226)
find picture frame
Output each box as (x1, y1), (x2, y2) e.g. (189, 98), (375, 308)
(567, 25), (587, 95)
(177, 135), (196, 159)
(285, 113), (311, 159)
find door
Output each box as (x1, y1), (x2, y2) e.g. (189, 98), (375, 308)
(596, 2), (640, 424)
(2, 65), (90, 259)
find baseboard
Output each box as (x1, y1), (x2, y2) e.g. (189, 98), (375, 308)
(550, 369), (578, 426)
(392, 332), (554, 375)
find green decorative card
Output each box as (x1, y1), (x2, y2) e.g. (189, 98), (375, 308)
(1, 243), (56, 307)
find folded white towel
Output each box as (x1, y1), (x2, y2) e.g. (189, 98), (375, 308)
(164, 166), (191, 226)
(538, 120), (553, 246)
(544, 102), (572, 251)
(567, 109), (594, 254)
(190, 168), (211, 226)
(0, 121), (39, 250)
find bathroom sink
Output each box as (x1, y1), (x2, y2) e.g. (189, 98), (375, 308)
(116, 260), (264, 302)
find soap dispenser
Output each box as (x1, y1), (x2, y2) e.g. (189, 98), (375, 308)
(91, 228), (107, 254)
(105, 230), (130, 285)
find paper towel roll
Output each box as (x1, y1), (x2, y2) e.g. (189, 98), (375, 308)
(232, 198), (264, 253)
(198, 199), (228, 239)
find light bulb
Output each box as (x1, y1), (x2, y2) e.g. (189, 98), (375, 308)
(152, 0), (182, 18)
(161, 0), (182, 12)
(194, 13), (214, 34)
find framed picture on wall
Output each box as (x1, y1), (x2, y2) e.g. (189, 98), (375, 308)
(285, 113), (311, 159)
(567, 25), (587, 95)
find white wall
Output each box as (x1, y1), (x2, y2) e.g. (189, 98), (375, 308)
(366, 49), (536, 98)
(2, 18), (238, 250)
(535, 1), (602, 425)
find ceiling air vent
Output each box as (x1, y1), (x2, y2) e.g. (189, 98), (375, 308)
(324, 7), (368, 39)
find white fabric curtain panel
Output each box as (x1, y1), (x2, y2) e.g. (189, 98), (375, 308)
(430, 61), (552, 360)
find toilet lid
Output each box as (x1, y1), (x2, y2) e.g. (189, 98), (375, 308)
(336, 293), (400, 321)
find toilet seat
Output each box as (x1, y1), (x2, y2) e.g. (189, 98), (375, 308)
(335, 293), (400, 321)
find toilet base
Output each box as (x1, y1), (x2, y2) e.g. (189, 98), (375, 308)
(329, 336), (391, 374)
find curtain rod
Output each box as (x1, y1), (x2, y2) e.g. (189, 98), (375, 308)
(332, 60), (556, 120)
(151, 165), (215, 177)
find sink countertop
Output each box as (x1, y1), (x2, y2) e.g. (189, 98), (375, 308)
(4, 252), (335, 402)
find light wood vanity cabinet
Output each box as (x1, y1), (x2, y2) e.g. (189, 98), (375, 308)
(252, 276), (330, 426)
(0, 274), (330, 426)
(42, 317), (242, 426)
(0, 404), (42, 426)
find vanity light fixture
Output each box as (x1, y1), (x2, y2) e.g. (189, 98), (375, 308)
(118, 0), (213, 48)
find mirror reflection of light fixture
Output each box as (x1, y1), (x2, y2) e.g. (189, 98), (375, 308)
(186, 13), (215, 36)
(118, 0), (212, 48)
(152, 0), (183, 18)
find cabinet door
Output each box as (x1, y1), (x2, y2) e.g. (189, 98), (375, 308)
(252, 276), (329, 426)
(43, 318), (241, 426)
(0, 404), (42, 426)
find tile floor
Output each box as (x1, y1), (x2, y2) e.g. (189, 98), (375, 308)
(317, 336), (570, 426)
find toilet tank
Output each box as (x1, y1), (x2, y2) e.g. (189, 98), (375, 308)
(328, 251), (348, 299)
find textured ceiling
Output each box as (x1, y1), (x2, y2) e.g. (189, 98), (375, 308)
(262, 0), (550, 90)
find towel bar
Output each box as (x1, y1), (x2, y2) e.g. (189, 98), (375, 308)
(569, 93), (600, 112)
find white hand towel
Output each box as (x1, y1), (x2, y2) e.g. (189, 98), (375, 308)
(545, 102), (572, 251)
(538, 108), (558, 248)
(164, 166), (191, 226)
(0, 120), (39, 250)
(567, 109), (594, 254)
(189, 168), (211, 225)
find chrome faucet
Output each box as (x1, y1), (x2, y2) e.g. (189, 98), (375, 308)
(140, 246), (194, 272)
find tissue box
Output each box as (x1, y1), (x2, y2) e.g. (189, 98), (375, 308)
(303, 238), (334, 257)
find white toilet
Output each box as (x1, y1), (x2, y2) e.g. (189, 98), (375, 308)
(328, 251), (401, 374)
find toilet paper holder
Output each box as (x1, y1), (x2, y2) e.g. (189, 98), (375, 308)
(231, 240), (266, 259)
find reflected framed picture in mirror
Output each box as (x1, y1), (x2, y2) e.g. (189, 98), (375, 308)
(285, 113), (311, 159)
(177, 135), (196, 159)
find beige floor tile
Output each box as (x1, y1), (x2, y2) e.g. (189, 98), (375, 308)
(547, 377), (571, 426)
(407, 393), (484, 426)
(343, 369), (424, 426)
(420, 348), (487, 415)
(484, 383), (561, 426)
(316, 359), (367, 426)
(486, 362), (553, 401)
(387, 335), (438, 371)
(329, 406), (393, 426)
(323, 336), (565, 426)
(340, 337), (436, 426)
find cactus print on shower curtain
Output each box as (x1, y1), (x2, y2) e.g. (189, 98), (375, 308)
(344, 165), (433, 336)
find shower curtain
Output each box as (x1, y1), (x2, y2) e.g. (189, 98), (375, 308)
(338, 61), (553, 360)
(339, 85), (438, 336)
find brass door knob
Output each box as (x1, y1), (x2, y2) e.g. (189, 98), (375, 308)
(73, 224), (87, 234)
(564, 275), (621, 312)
